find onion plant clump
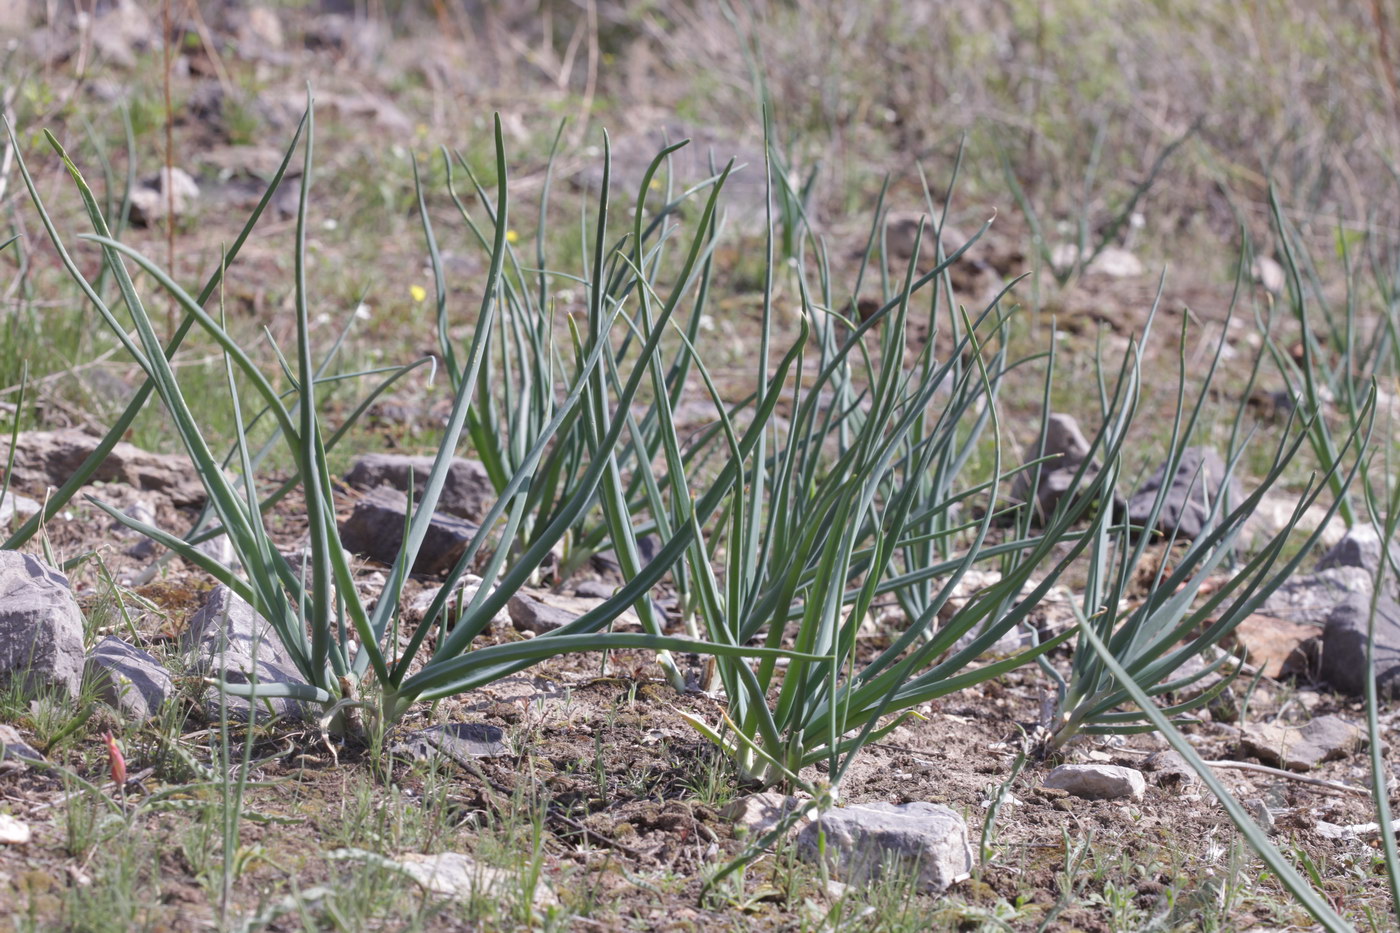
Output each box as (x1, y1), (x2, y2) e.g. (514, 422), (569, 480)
(674, 154), (1122, 794)
(1033, 291), (1372, 753)
(10, 98), (818, 731)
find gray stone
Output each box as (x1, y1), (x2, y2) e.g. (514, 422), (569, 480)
(721, 792), (812, 840)
(0, 723), (44, 766)
(1042, 764), (1146, 801)
(1245, 798), (1276, 834)
(508, 593), (582, 634)
(182, 586), (309, 722)
(591, 534), (662, 577)
(339, 485), (479, 575)
(389, 852), (557, 908)
(1317, 524), (1400, 598)
(1262, 566), (1375, 626)
(1251, 256), (1287, 296)
(84, 636), (173, 721)
(0, 552), (84, 700)
(1321, 595), (1400, 698)
(1011, 414), (1120, 521)
(0, 490), (40, 528)
(344, 453), (496, 522)
(797, 801), (972, 895)
(0, 813), (30, 845)
(1127, 447), (1241, 541)
(390, 723), (508, 765)
(128, 168), (201, 227)
(0, 429), (204, 505)
(1142, 750), (1200, 788)
(507, 590), (641, 635)
(1241, 714), (1363, 772)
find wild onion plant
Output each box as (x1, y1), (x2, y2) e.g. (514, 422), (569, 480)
(1036, 296), (1371, 752)
(673, 154), (1123, 793)
(11, 99), (816, 729)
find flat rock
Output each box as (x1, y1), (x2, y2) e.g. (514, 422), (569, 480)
(181, 586), (309, 722)
(344, 453), (496, 522)
(84, 636), (173, 721)
(1042, 764), (1146, 800)
(798, 802), (971, 895)
(0, 813), (30, 845)
(0, 490), (40, 528)
(389, 723), (508, 765)
(0, 723), (44, 767)
(0, 552), (84, 700)
(1228, 614), (1320, 679)
(508, 590), (641, 635)
(391, 852), (557, 908)
(339, 485), (479, 575)
(1127, 447), (1241, 541)
(721, 792), (811, 840)
(1261, 565), (1374, 626)
(0, 428), (204, 505)
(1241, 714), (1363, 771)
(1321, 594), (1400, 698)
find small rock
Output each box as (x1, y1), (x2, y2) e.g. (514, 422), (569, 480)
(84, 636), (173, 721)
(1127, 447), (1241, 541)
(1321, 595), (1400, 698)
(1228, 614), (1320, 679)
(1251, 256), (1286, 295)
(572, 579), (615, 599)
(182, 586), (309, 722)
(0, 428), (205, 505)
(391, 851), (557, 908)
(1042, 764), (1146, 801)
(1316, 524), (1400, 599)
(797, 801), (972, 895)
(0, 490), (40, 528)
(1242, 492), (1343, 553)
(508, 593), (582, 635)
(1241, 714), (1363, 771)
(344, 453), (497, 522)
(0, 724), (44, 766)
(128, 168), (201, 227)
(1010, 413), (1121, 520)
(0, 813), (30, 845)
(338, 485), (479, 576)
(195, 532), (238, 571)
(591, 534), (663, 577)
(1142, 750), (1200, 788)
(1245, 798), (1276, 834)
(389, 723), (508, 765)
(721, 792), (811, 840)
(0, 552), (85, 700)
(1087, 246), (1145, 278)
(1262, 566), (1375, 626)
(508, 590), (640, 635)
(1049, 244), (1144, 278)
